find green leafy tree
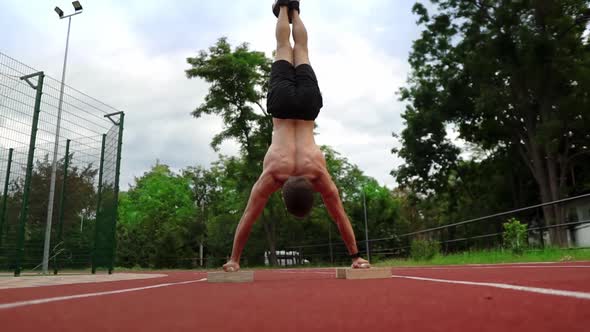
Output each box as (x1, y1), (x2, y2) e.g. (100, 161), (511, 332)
(117, 163), (200, 268)
(0, 153), (99, 268)
(185, 39), (404, 265)
(195, 155), (275, 267)
(189, 146), (402, 266)
(410, 155), (539, 253)
(182, 165), (219, 265)
(295, 147), (400, 262)
(186, 38), (286, 265)
(395, 1), (590, 245)
(186, 37), (272, 161)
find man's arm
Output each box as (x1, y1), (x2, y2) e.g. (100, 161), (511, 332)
(315, 172), (370, 268)
(223, 172), (281, 272)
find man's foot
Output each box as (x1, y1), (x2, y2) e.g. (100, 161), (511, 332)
(272, 0), (290, 18)
(289, 0), (300, 14)
(351, 257), (371, 269)
(223, 261), (240, 272)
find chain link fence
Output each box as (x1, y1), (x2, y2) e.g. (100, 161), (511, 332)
(0, 51), (124, 276)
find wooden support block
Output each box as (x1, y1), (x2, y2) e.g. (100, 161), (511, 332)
(335, 268), (391, 280)
(207, 271), (254, 283)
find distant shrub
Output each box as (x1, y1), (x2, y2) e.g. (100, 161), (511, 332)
(411, 239), (440, 261)
(503, 218), (528, 255)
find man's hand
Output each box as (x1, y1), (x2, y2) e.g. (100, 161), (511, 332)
(351, 257), (370, 269)
(223, 260), (240, 272)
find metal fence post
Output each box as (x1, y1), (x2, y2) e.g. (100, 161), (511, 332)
(362, 190), (370, 262)
(108, 112), (125, 274)
(91, 134), (106, 274)
(0, 148), (14, 250)
(14, 72), (44, 277)
(53, 139), (71, 275)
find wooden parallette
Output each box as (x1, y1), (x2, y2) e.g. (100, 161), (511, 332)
(207, 271), (254, 283)
(336, 267), (391, 280)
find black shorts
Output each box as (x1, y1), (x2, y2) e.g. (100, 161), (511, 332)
(267, 60), (323, 121)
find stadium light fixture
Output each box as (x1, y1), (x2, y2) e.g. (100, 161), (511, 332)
(54, 6), (64, 18)
(72, 1), (83, 11)
(43, 1), (84, 275)
(55, 1), (83, 19)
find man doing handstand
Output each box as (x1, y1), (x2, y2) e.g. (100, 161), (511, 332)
(223, 0), (370, 272)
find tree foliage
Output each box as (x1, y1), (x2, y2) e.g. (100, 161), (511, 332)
(186, 37), (273, 160)
(0, 153), (98, 268)
(114, 38), (403, 268)
(113, 144), (402, 268)
(395, 0), (590, 245)
(503, 218), (528, 254)
(117, 163), (201, 268)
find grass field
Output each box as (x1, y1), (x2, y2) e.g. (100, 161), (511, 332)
(4, 247), (590, 275)
(377, 247), (590, 267)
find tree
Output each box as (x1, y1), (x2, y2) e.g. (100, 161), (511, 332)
(186, 38), (403, 265)
(117, 163), (200, 268)
(195, 155), (275, 267)
(298, 147), (400, 262)
(182, 165), (219, 266)
(186, 37), (273, 161)
(0, 153), (99, 268)
(186, 38), (285, 264)
(395, 0), (590, 245)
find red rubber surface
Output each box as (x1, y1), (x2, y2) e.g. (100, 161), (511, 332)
(394, 263), (590, 292)
(0, 271), (206, 303)
(1, 263), (589, 332)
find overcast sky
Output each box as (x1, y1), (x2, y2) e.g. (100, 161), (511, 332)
(1, 0), (427, 190)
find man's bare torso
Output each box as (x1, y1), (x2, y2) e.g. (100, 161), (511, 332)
(263, 118), (327, 188)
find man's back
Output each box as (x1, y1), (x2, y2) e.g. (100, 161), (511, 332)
(267, 119), (324, 184)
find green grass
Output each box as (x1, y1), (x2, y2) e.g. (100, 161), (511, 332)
(376, 247), (590, 267)
(6, 247), (587, 274)
(117, 248), (590, 271)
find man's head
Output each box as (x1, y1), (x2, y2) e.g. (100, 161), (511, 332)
(282, 176), (314, 219)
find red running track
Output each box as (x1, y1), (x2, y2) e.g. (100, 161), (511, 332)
(1, 262), (589, 332)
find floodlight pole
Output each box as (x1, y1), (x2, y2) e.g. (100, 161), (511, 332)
(362, 189), (370, 262)
(42, 6), (83, 275)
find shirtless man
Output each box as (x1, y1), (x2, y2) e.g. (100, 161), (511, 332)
(222, 0), (370, 272)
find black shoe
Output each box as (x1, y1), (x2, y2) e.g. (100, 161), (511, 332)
(272, 0), (290, 18)
(289, 0), (300, 14)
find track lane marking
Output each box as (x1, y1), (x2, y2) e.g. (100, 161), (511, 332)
(276, 271), (335, 274)
(393, 275), (590, 300)
(397, 265), (590, 270)
(0, 278), (207, 310)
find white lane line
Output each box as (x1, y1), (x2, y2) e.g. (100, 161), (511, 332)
(277, 268), (335, 272)
(276, 271), (335, 275)
(461, 261), (590, 266)
(393, 275), (590, 300)
(394, 261), (590, 269)
(399, 265), (590, 270)
(0, 278), (207, 310)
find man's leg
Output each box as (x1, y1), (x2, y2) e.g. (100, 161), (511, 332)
(275, 6), (293, 64)
(291, 10), (310, 67)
